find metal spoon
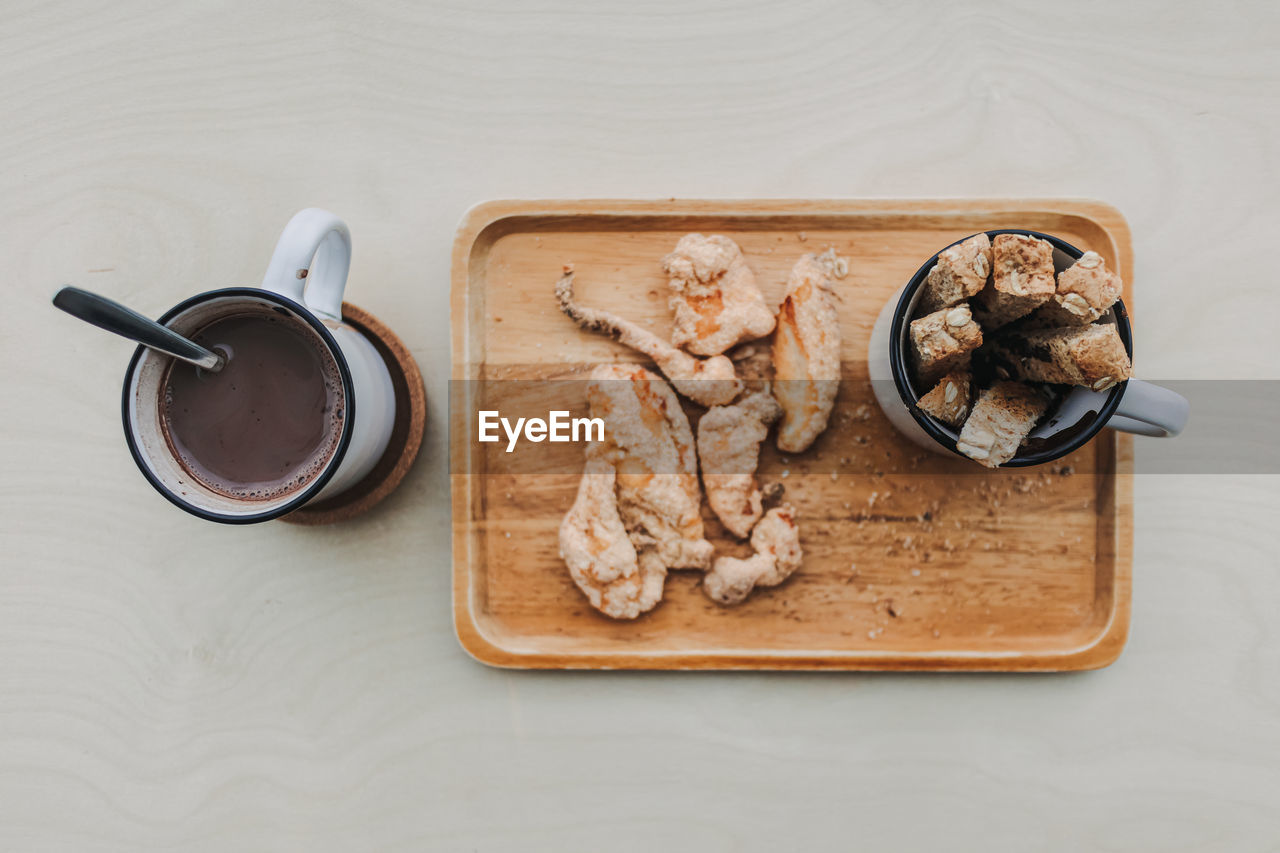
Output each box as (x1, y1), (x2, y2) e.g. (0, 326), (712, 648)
(52, 286), (225, 372)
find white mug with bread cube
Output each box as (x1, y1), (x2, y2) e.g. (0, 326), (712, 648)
(868, 229), (1189, 467)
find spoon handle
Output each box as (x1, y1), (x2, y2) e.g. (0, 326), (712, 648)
(52, 286), (225, 372)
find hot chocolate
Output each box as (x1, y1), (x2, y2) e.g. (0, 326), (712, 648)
(160, 309), (344, 500)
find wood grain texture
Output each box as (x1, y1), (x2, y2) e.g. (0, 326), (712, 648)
(451, 199), (1132, 670)
(3, 0), (1279, 850)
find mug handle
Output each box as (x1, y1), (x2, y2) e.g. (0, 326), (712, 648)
(260, 208), (351, 322)
(1108, 379), (1189, 437)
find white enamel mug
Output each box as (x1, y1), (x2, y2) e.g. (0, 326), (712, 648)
(868, 229), (1189, 466)
(122, 209), (396, 523)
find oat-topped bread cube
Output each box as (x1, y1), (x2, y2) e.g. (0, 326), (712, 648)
(955, 381), (1049, 468)
(973, 234), (1056, 329)
(996, 323), (1132, 390)
(917, 233), (992, 314)
(909, 303), (983, 384)
(916, 370), (972, 428)
(1030, 250), (1123, 326)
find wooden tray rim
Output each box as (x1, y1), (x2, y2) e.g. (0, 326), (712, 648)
(450, 198), (1134, 672)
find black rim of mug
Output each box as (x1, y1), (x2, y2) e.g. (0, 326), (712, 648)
(887, 229), (1133, 467)
(120, 287), (356, 524)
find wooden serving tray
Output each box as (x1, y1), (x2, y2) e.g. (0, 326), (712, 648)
(450, 199), (1133, 671)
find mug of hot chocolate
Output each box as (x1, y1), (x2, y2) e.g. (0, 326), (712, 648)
(119, 209), (396, 522)
(868, 229), (1189, 467)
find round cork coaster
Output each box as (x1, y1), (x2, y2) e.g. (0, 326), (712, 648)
(281, 302), (425, 526)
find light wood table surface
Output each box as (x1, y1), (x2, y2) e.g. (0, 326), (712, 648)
(3, 2), (1278, 850)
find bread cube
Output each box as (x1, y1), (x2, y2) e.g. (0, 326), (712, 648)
(973, 234), (1056, 329)
(955, 381), (1049, 468)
